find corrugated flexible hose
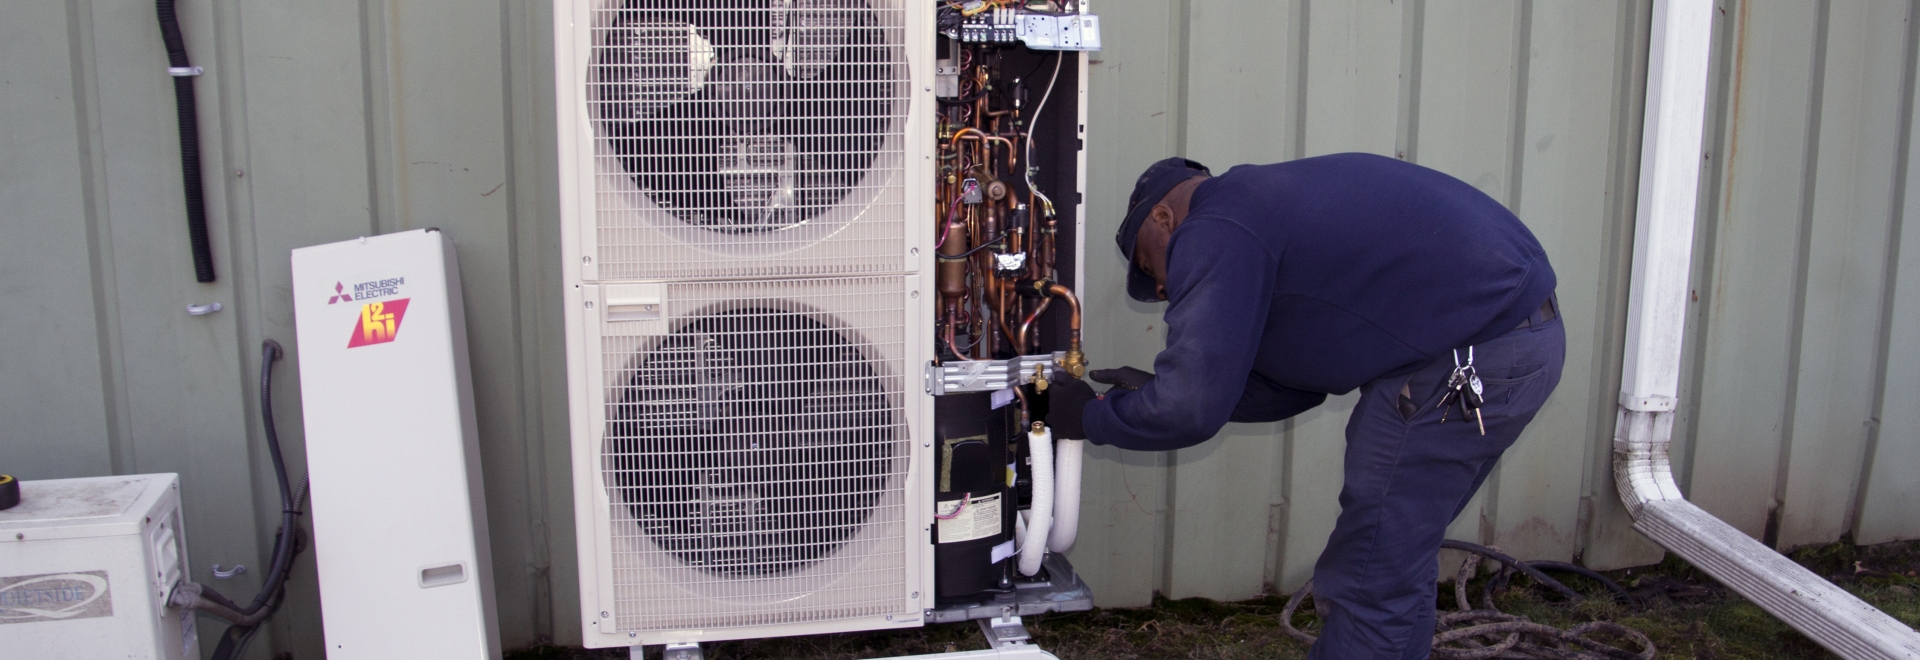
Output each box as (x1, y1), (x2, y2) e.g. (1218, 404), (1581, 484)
(155, 0), (215, 282)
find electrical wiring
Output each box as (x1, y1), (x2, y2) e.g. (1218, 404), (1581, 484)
(935, 493), (974, 520)
(938, 232), (1011, 259)
(1023, 54), (1063, 218)
(165, 340), (312, 660)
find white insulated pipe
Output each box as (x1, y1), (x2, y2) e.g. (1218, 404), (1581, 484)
(1019, 425), (1054, 576)
(1615, 2), (1920, 656)
(1047, 438), (1084, 553)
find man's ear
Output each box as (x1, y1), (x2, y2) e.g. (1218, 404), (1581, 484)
(1147, 203), (1175, 231)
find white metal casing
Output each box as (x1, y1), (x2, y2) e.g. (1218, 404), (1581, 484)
(554, 0), (937, 647)
(290, 229), (502, 659)
(0, 474), (196, 660)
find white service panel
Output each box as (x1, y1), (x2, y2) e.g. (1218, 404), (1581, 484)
(291, 229), (501, 659)
(0, 474), (196, 660)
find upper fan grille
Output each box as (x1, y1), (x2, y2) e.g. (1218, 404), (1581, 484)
(589, 0), (909, 281)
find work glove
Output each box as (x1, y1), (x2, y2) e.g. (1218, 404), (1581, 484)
(1045, 378), (1096, 440)
(1089, 366), (1154, 392)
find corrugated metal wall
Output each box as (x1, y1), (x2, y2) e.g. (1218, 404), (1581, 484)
(6, 0), (1919, 656)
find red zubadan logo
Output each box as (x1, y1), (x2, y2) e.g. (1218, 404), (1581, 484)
(347, 299), (411, 348)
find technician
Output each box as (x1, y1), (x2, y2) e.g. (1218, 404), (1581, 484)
(1048, 153), (1565, 660)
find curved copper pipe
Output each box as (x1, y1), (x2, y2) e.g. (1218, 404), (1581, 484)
(944, 301), (981, 362)
(996, 286), (1020, 357)
(1043, 282), (1085, 378)
(1012, 380), (1032, 426)
(1017, 297), (1053, 354)
(949, 130), (1018, 173)
(949, 127), (986, 148)
(982, 136), (1017, 170)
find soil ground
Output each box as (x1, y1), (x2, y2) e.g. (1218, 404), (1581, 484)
(508, 538), (1920, 660)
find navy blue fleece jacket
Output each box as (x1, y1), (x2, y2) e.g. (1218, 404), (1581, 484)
(1083, 153), (1556, 451)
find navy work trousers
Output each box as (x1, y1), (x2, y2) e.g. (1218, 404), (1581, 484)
(1306, 307), (1565, 660)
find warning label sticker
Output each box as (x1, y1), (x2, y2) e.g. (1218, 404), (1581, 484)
(936, 493), (1002, 544)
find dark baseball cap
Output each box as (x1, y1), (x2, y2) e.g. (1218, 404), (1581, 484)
(1116, 157), (1211, 302)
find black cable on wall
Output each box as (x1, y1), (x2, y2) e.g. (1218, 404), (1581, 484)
(156, 0), (216, 283)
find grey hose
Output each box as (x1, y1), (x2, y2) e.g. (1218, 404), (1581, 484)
(168, 582), (273, 627)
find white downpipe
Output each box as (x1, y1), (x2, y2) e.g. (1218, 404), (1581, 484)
(1616, 2), (1920, 657)
(1047, 438), (1084, 553)
(1019, 425), (1054, 577)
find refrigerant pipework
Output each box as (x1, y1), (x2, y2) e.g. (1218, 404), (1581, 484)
(926, 7), (1095, 628)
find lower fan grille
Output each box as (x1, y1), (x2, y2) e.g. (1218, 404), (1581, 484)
(598, 277), (910, 631)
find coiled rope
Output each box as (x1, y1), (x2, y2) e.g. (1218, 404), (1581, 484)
(1279, 540), (1657, 659)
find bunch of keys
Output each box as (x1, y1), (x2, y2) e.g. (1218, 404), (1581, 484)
(1437, 346), (1486, 435)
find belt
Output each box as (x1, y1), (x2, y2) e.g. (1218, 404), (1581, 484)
(1515, 296), (1559, 330)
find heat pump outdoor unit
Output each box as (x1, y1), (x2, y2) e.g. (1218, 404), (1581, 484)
(0, 474), (197, 660)
(557, 0), (931, 647)
(556, 0), (1096, 653)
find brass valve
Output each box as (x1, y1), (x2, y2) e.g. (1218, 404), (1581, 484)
(1032, 363), (1049, 392)
(1059, 350), (1087, 380)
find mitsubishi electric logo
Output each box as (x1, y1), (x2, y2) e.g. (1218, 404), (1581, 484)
(0, 571), (114, 624)
(327, 277), (407, 305)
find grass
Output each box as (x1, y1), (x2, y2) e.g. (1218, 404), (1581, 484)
(509, 538), (1920, 660)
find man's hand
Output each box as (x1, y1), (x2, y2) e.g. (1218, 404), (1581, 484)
(1089, 366), (1155, 391)
(1045, 378), (1097, 440)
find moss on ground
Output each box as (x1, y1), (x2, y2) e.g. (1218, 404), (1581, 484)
(509, 538), (1920, 660)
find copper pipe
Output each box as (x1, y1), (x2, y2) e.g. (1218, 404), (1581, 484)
(949, 127), (985, 146)
(1044, 282), (1086, 378)
(990, 137), (1018, 173)
(1012, 381), (1032, 426)
(980, 205), (1001, 356)
(950, 131), (1019, 174)
(943, 306), (979, 362)
(937, 213), (969, 303)
(996, 285), (1020, 357)
(1017, 296), (1053, 354)
(1042, 217), (1060, 276)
